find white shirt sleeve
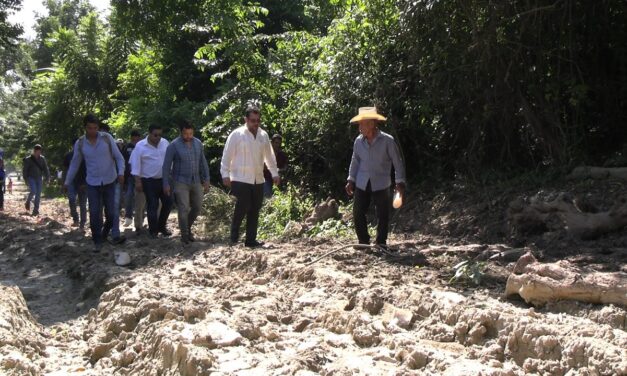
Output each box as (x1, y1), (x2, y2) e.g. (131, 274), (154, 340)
(130, 143), (142, 177)
(220, 131), (237, 179)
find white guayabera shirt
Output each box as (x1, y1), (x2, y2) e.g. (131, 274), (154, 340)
(220, 125), (279, 185)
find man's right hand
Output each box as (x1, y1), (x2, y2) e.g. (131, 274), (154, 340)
(345, 181), (355, 196)
(163, 185), (171, 196)
(223, 178), (231, 188)
(135, 182), (143, 193)
(62, 184), (68, 194)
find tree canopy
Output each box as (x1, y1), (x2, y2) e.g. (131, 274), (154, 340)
(1, 0), (626, 193)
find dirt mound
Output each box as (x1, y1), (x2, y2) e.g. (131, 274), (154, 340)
(78, 247), (626, 375)
(0, 286), (46, 375)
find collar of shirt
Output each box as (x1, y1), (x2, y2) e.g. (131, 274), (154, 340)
(360, 130), (383, 146)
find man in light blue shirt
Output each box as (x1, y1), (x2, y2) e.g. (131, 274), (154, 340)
(65, 114), (127, 251)
(346, 107), (406, 247)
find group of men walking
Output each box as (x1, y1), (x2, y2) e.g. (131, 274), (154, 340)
(14, 103), (405, 253)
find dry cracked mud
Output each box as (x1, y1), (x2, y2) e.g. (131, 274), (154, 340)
(1, 194), (626, 375)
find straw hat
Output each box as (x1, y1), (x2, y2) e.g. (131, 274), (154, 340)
(350, 107), (387, 123)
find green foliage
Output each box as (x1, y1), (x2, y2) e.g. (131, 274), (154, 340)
(258, 184), (313, 239)
(0, 0), (23, 50)
(200, 187), (236, 241)
(3, 0), (627, 198)
(449, 260), (487, 286)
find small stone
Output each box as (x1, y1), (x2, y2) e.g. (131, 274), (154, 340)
(76, 302), (85, 311)
(405, 349), (429, 369)
(280, 315), (293, 324)
(266, 314), (278, 322)
(252, 277), (269, 285)
(294, 319), (311, 332)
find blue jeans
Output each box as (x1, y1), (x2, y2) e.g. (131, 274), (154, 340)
(27, 177), (43, 213)
(67, 183), (87, 226)
(87, 182), (119, 244)
(142, 178), (173, 235)
(124, 178), (135, 219)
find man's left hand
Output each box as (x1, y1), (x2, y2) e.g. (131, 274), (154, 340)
(273, 176), (281, 186)
(118, 175), (125, 185)
(203, 182), (210, 193)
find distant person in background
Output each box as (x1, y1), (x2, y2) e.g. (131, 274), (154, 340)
(7, 177), (13, 195)
(162, 120), (210, 244)
(263, 134), (288, 197)
(65, 114), (126, 252)
(23, 144), (50, 216)
(0, 158), (5, 211)
(221, 105), (279, 248)
(345, 107), (406, 249)
(123, 130), (142, 228)
(131, 124), (172, 238)
(63, 138), (87, 229)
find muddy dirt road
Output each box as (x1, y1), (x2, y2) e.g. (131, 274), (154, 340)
(0, 195), (625, 375)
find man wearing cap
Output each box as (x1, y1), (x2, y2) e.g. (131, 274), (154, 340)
(346, 107), (406, 248)
(221, 104), (280, 247)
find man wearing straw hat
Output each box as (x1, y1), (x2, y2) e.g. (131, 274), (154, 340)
(346, 107), (406, 248)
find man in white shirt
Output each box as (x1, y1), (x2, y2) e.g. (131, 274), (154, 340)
(221, 105), (280, 247)
(130, 124), (172, 238)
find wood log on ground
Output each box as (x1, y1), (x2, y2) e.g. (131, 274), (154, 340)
(567, 166), (627, 181)
(508, 192), (627, 239)
(505, 253), (627, 307)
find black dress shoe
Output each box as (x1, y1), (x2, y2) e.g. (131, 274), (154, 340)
(244, 240), (264, 248)
(110, 236), (127, 245)
(188, 233), (195, 242)
(160, 228), (172, 237)
(181, 235), (190, 244)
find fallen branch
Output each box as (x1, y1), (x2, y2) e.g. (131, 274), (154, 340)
(505, 253), (627, 307)
(304, 244), (393, 266)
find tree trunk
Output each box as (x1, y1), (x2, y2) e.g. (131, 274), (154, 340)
(505, 253), (627, 307)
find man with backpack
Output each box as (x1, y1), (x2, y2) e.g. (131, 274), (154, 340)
(22, 144), (50, 216)
(64, 114), (126, 251)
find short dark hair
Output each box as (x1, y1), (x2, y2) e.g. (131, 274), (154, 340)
(178, 119), (193, 131)
(148, 124), (162, 133)
(83, 113), (99, 126)
(271, 134), (282, 141)
(99, 123), (110, 133)
(130, 129), (141, 137)
(33, 144), (43, 151)
(245, 104), (261, 118)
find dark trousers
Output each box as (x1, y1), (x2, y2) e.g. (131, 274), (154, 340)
(353, 181), (391, 245)
(142, 178), (173, 235)
(87, 182), (118, 244)
(230, 181), (264, 243)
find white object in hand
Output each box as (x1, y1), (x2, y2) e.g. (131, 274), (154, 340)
(393, 191), (403, 209)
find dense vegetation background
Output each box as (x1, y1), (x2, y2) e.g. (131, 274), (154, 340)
(1, 0), (626, 197)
